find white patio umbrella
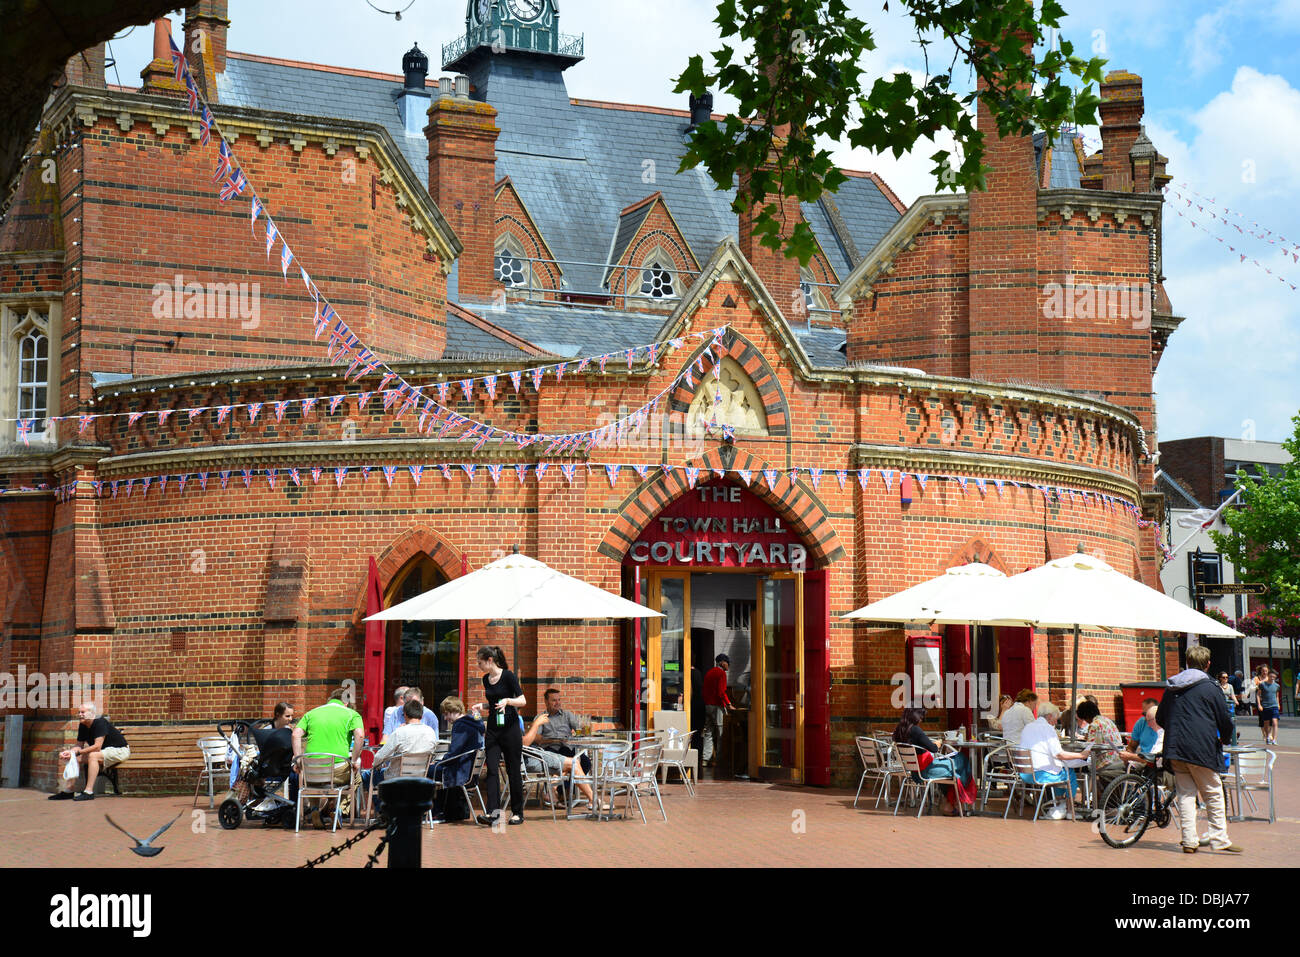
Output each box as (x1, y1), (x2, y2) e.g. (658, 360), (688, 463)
(365, 550), (662, 680)
(843, 563), (1024, 727)
(993, 549), (1243, 739)
(842, 562), (1020, 626)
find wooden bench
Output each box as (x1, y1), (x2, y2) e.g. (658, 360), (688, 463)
(90, 725), (208, 795)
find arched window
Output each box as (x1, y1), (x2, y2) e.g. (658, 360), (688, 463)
(8, 307), (52, 443)
(494, 235), (531, 289)
(383, 554), (461, 714)
(639, 253), (676, 299)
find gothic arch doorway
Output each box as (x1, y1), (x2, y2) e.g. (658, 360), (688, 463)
(382, 553), (461, 717)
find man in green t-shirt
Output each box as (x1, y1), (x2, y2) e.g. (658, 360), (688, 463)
(292, 687), (363, 826)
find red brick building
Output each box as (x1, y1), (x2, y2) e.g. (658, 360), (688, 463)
(1, 1), (1183, 789)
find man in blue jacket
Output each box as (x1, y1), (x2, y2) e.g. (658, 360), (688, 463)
(1156, 644), (1241, 854)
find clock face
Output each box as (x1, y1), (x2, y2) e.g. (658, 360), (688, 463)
(506, 0), (543, 21)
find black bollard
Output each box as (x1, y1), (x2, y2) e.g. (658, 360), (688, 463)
(378, 776), (434, 869)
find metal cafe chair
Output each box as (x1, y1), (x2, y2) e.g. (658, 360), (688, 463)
(853, 735), (903, 809)
(1004, 748), (1076, 822)
(566, 740), (630, 820)
(656, 727), (698, 796)
(978, 745), (1020, 813)
(360, 750), (436, 826)
(192, 736), (231, 809)
(1225, 749), (1276, 823)
(521, 746), (564, 822)
(892, 742), (965, 818)
(605, 740), (667, 823)
(295, 753), (352, 833)
(430, 748), (488, 821)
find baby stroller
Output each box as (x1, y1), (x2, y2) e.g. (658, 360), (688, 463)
(216, 719), (296, 829)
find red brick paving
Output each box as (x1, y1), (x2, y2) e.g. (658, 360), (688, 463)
(4, 752), (1297, 868)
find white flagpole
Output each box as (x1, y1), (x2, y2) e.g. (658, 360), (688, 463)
(1167, 487), (1242, 559)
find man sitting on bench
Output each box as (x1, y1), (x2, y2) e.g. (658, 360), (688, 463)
(50, 703), (130, 802)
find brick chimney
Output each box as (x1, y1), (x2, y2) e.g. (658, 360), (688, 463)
(63, 44), (106, 88)
(183, 0), (230, 102)
(737, 138), (804, 319)
(966, 50), (1041, 383)
(1098, 70), (1144, 193)
(425, 77), (500, 302)
(737, 59), (802, 317)
(140, 18), (187, 98)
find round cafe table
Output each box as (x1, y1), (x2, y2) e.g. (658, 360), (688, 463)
(551, 737), (631, 820)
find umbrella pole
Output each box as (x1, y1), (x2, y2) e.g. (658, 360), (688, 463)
(513, 620), (520, 685)
(1069, 623), (1081, 745)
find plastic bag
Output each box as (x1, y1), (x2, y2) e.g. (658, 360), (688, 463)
(63, 754), (79, 780)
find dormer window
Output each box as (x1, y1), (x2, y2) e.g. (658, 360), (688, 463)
(640, 254), (676, 300)
(494, 235), (531, 289)
(800, 267), (830, 316)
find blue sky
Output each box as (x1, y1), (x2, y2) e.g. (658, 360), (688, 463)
(108, 1), (1300, 444)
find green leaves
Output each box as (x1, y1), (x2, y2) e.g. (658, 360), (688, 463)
(1209, 412), (1300, 621)
(675, 0), (1107, 264)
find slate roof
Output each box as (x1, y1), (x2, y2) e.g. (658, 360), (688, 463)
(467, 301), (667, 358)
(216, 51), (903, 300)
(1155, 470), (1202, 511)
(792, 327), (848, 368)
(444, 311), (534, 360)
(1034, 132), (1085, 189)
(604, 197), (656, 285)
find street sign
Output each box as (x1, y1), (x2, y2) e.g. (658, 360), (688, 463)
(1198, 583), (1267, 596)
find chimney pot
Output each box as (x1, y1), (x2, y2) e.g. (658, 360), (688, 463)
(403, 43), (429, 89)
(439, 76), (454, 97)
(455, 75), (470, 99)
(688, 91), (714, 129)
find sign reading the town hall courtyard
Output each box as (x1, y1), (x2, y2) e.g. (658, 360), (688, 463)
(627, 483), (808, 569)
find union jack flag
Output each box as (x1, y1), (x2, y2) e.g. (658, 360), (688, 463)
(110, 481), (119, 498)
(334, 467), (348, 488)
(219, 169), (247, 202)
(486, 464), (503, 486)
(198, 472), (208, 490)
(576, 357), (590, 374)
(534, 463), (548, 481)
(280, 242), (294, 278)
(357, 391), (373, 412)
(605, 464), (621, 487)
(199, 105), (214, 146)
(188, 407), (206, 423)
(560, 463), (578, 486)
(177, 474), (188, 494)
(158, 409), (174, 427)
(438, 464), (452, 481)
(127, 411), (144, 428)
(328, 394), (345, 414)
(461, 464), (477, 482)
(809, 468), (822, 490)
(184, 75), (199, 112)
(409, 465), (423, 487)
(167, 37), (186, 83)
(213, 140), (233, 183)
(460, 379), (474, 401)
(273, 400), (290, 422)
(78, 415), (94, 435)
(398, 387), (421, 418)
(555, 362), (567, 383)
(378, 373), (396, 393)
(736, 468), (753, 486)
(483, 375), (497, 401)
(762, 469), (779, 489)
(216, 405), (232, 424)
(265, 469), (276, 490)
(219, 471), (230, 489)
(301, 397), (318, 416)
(141, 477), (152, 496)
(311, 467), (322, 485)
(646, 343), (658, 366)
(241, 469), (252, 488)
(265, 220), (279, 258)
(288, 468), (301, 486)
(531, 367), (545, 391)
(247, 402), (262, 423)
(382, 465), (396, 487)
(157, 475), (168, 495)
(516, 464), (530, 484)
(361, 466), (372, 483)
(626, 348), (635, 370)
(125, 479), (135, 498)
(685, 466), (700, 489)
(598, 354), (608, 374)
(835, 470), (847, 490)
(509, 370), (522, 393)
(250, 193), (263, 232)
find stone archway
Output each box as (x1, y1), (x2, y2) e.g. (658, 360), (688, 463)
(598, 444), (844, 566)
(349, 524), (465, 626)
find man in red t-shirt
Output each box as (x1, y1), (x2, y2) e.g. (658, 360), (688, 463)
(702, 654), (733, 766)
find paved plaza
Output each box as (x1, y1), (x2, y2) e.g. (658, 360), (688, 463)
(5, 724), (1297, 869)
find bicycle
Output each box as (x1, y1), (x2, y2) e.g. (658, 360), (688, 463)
(1097, 759), (1176, 848)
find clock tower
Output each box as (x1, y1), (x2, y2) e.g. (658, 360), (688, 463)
(442, 0), (584, 75)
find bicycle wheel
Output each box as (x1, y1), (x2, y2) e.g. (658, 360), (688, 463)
(1098, 773), (1152, 848)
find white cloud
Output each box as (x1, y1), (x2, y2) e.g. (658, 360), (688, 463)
(1154, 67), (1300, 442)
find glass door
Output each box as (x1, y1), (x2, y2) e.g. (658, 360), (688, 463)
(645, 573), (691, 723)
(751, 573), (804, 782)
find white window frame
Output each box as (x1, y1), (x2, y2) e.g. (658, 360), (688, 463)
(494, 235), (532, 291)
(638, 250), (677, 301)
(2, 302), (61, 447)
